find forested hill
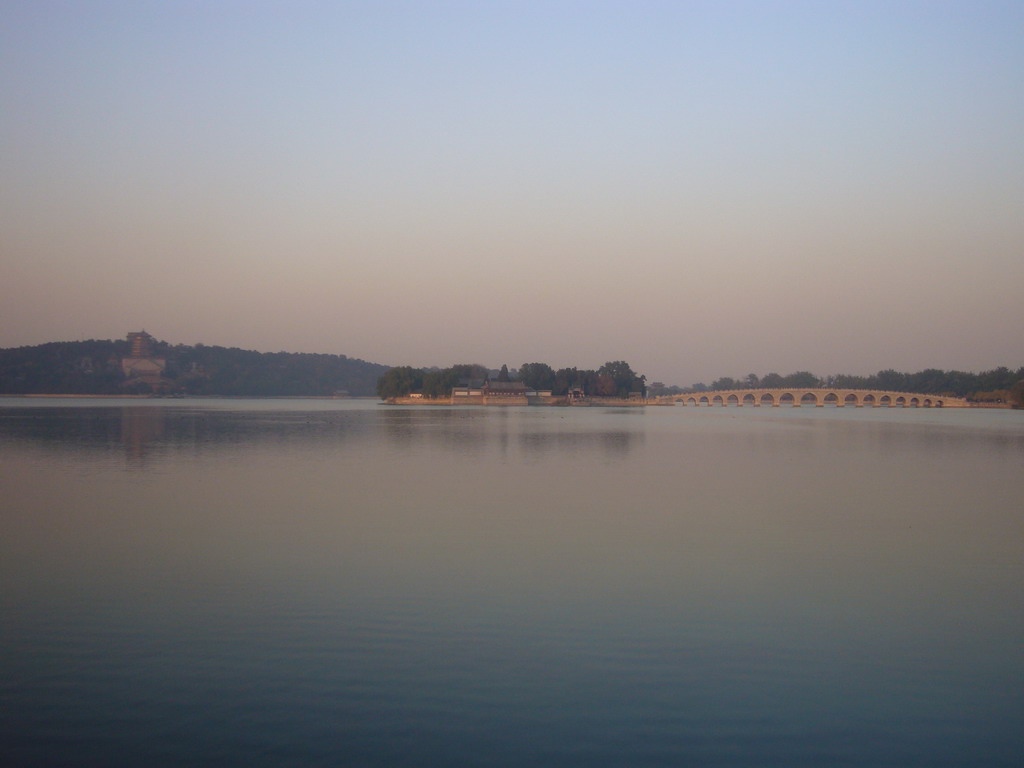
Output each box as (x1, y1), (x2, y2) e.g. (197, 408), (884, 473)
(0, 338), (389, 396)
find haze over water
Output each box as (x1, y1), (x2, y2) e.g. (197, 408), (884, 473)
(3, 3), (1023, 763)
(2, 399), (1022, 766)
(2, 1), (1023, 383)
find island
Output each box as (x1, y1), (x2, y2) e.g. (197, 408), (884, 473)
(377, 362), (648, 406)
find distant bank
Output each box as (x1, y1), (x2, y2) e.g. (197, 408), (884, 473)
(384, 394), (656, 407)
(0, 332), (389, 397)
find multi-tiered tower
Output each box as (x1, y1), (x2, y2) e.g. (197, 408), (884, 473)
(121, 331), (166, 388)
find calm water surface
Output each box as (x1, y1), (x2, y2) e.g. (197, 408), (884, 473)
(2, 399), (1023, 766)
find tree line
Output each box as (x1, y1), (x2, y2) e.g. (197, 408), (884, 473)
(377, 361), (646, 399)
(0, 339), (389, 396)
(646, 367), (1024, 404)
(5, 338), (1019, 405)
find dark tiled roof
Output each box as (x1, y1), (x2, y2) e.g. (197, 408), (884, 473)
(485, 381), (527, 392)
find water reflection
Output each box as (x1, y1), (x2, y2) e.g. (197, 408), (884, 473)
(120, 407), (165, 468)
(1, 401), (1023, 766)
(380, 407), (643, 460)
(3, 402), (1020, 471)
(0, 404), (384, 468)
(518, 428), (638, 458)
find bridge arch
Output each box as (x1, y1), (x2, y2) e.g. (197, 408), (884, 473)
(670, 388), (966, 408)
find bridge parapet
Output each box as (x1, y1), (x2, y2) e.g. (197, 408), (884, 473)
(662, 388), (970, 408)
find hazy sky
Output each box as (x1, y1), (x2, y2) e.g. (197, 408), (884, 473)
(2, 1), (1022, 385)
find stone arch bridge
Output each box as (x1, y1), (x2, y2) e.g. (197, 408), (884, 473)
(661, 388), (969, 408)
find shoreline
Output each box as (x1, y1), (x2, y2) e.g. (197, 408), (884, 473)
(384, 395), (653, 407)
(1, 393), (374, 400)
(1, 394), (1014, 408)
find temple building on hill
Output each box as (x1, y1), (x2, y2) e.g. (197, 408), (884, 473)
(121, 331), (167, 390)
(127, 331), (154, 358)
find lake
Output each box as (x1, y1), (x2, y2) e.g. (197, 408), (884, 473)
(2, 398), (1022, 767)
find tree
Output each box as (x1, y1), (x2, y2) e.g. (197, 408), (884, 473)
(597, 361), (645, 397)
(907, 368), (947, 394)
(782, 371), (821, 388)
(647, 382), (683, 396)
(377, 366), (421, 398)
(519, 362), (555, 390)
(978, 366), (1013, 393)
(875, 369), (906, 392)
(551, 367), (576, 396)
(1011, 379), (1024, 408)
(422, 369), (459, 398)
(834, 373), (869, 389)
(577, 369), (601, 396)
(450, 363), (489, 382)
(497, 364), (510, 382)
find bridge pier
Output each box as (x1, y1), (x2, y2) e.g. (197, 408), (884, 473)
(672, 389), (968, 408)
